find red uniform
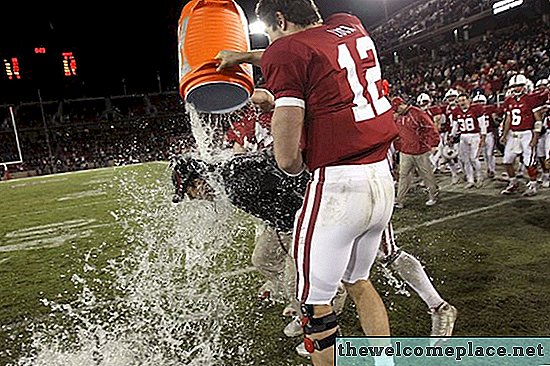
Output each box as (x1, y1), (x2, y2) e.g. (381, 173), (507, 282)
(260, 13), (396, 306)
(226, 106), (272, 148)
(450, 104), (486, 134)
(261, 13), (398, 171)
(426, 105), (442, 122)
(394, 106), (440, 155)
(439, 103), (453, 133)
(482, 104), (502, 133)
(503, 91), (548, 131)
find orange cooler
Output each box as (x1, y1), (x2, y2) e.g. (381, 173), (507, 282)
(178, 0), (254, 114)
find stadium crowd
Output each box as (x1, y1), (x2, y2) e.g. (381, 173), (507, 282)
(371, 0), (493, 46)
(385, 20), (550, 101)
(0, 93), (193, 178)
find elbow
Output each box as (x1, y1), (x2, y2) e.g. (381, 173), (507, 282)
(277, 157), (303, 176)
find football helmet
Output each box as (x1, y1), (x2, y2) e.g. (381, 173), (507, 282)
(444, 89), (459, 104)
(472, 94), (487, 104)
(535, 78), (549, 90)
(508, 74), (528, 96)
(417, 93), (431, 109)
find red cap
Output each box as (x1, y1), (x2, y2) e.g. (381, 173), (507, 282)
(391, 97), (405, 110)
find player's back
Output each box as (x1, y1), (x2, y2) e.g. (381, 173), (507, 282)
(262, 13), (398, 170)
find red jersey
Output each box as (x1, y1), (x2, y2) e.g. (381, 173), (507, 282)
(503, 91), (548, 131)
(426, 105), (442, 121)
(439, 103), (453, 133)
(450, 104), (486, 134)
(394, 106), (440, 155)
(226, 106), (273, 149)
(261, 13), (398, 171)
(482, 104), (502, 133)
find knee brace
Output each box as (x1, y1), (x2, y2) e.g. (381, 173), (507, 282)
(301, 304), (340, 353)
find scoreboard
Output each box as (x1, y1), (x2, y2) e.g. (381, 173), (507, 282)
(2, 47), (78, 82)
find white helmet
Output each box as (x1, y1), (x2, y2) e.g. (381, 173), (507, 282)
(417, 93), (431, 107)
(442, 145), (459, 160)
(444, 89), (459, 101)
(508, 74), (528, 88)
(508, 74), (529, 96)
(535, 78), (549, 89)
(472, 94), (487, 104)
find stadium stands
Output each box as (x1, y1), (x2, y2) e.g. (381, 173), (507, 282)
(0, 92), (193, 178)
(383, 20), (550, 102)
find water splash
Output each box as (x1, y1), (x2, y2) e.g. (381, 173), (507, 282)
(186, 104), (237, 165)
(15, 110), (256, 365)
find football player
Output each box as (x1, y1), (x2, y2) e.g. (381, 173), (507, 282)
(500, 74), (548, 196)
(449, 93), (487, 188)
(440, 89), (462, 184)
(472, 94), (500, 179)
(417, 93), (444, 170)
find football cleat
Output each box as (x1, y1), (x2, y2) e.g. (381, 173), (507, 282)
(284, 316), (303, 338)
(464, 182), (475, 189)
(522, 182), (537, 197)
(296, 342), (311, 358)
(425, 198), (437, 206)
(500, 182), (519, 195)
(430, 302), (458, 346)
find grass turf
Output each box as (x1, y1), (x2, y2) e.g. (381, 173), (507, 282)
(0, 163), (549, 365)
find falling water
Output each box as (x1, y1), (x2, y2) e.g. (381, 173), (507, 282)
(14, 109), (256, 366)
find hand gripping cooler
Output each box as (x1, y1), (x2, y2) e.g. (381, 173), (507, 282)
(178, 0), (254, 114)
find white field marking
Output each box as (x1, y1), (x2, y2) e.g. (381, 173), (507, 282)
(0, 199), (113, 220)
(0, 230), (94, 252)
(221, 266), (257, 278)
(395, 199), (536, 235)
(9, 178), (68, 189)
(0, 161), (168, 185)
(82, 178), (111, 186)
(1, 219), (116, 252)
(57, 189), (107, 201)
(5, 219), (96, 239)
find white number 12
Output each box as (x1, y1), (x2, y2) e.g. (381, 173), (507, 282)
(338, 36), (391, 123)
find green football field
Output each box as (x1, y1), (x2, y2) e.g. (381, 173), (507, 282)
(0, 162), (549, 365)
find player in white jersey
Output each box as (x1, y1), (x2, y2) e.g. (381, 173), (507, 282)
(441, 89), (462, 184)
(449, 93), (487, 188)
(472, 94), (499, 179)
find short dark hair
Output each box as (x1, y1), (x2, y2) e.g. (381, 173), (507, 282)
(256, 0), (321, 29)
(457, 93), (469, 99)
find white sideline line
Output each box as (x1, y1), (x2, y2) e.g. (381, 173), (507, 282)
(0, 199), (113, 220)
(394, 201), (509, 234)
(222, 266), (257, 278)
(0, 161), (169, 185)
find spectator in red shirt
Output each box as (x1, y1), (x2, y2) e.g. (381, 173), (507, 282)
(393, 97), (440, 208)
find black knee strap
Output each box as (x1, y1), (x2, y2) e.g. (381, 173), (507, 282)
(304, 331), (339, 353)
(300, 304), (339, 334)
(302, 312), (339, 334)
